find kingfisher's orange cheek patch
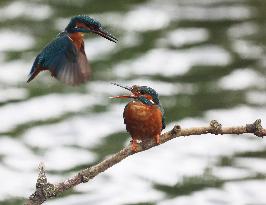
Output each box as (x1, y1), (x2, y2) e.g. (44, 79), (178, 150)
(143, 94), (153, 101)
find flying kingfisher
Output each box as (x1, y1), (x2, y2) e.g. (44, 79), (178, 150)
(27, 15), (117, 85)
(111, 83), (166, 152)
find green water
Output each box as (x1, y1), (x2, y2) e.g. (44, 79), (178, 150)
(0, 0), (266, 204)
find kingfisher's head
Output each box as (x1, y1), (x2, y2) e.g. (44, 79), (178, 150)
(110, 83), (160, 106)
(65, 15), (117, 43)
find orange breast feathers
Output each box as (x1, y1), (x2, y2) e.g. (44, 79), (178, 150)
(69, 32), (84, 50)
(123, 101), (163, 140)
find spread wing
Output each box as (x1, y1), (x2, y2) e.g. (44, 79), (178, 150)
(28, 32), (91, 85)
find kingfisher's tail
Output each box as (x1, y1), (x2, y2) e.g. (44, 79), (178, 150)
(27, 55), (41, 83)
(27, 70), (40, 83)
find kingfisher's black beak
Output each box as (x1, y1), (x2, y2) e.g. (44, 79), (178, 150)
(111, 82), (131, 91)
(91, 27), (118, 43)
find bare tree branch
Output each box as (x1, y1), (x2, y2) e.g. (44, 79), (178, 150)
(25, 119), (266, 205)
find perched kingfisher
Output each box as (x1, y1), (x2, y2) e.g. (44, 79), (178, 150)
(111, 83), (166, 152)
(27, 15), (117, 85)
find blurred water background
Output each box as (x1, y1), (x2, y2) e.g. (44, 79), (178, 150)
(0, 0), (266, 204)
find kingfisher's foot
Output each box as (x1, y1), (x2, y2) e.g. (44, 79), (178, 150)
(155, 134), (160, 144)
(130, 138), (138, 152)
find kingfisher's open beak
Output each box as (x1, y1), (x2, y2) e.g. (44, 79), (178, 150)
(91, 27), (118, 43)
(109, 95), (136, 99)
(110, 82), (137, 99)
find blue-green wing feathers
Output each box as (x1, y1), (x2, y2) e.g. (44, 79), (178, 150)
(27, 32), (90, 85)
